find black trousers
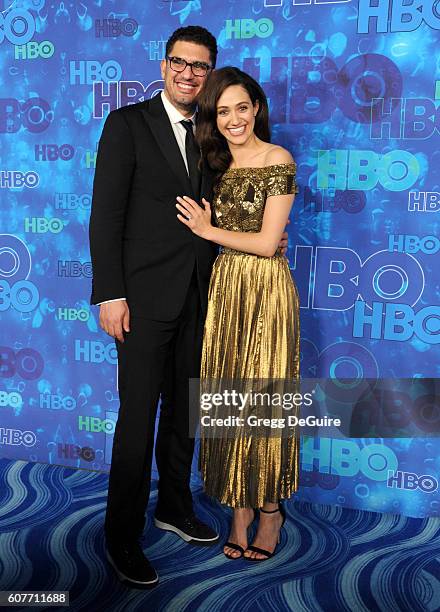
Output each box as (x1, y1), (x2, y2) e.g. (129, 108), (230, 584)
(104, 269), (204, 543)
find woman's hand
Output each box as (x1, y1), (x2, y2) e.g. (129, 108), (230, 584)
(176, 196), (212, 238)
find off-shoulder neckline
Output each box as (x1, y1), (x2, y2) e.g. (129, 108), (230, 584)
(223, 162), (296, 174)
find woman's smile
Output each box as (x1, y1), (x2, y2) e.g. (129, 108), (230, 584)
(227, 125), (247, 136)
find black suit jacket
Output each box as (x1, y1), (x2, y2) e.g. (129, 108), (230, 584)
(89, 94), (217, 320)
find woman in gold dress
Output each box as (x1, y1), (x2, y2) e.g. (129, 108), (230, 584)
(175, 67), (300, 561)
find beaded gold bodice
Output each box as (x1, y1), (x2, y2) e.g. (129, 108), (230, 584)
(212, 163), (298, 233)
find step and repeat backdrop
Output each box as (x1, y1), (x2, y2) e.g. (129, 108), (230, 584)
(1, 0), (439, 518)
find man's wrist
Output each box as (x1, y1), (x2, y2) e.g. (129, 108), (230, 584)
(97, 298), (126, 305)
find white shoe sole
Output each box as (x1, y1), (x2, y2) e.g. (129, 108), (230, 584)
(106, 550), (159, 587)
(154, 518), (219, 544)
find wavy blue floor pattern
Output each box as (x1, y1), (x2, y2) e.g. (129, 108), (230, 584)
(0, 458), (440, 612)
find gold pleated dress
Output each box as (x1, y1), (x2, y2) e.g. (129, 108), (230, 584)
(200, 162), (300, 508)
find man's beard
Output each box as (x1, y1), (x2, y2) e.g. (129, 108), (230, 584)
(172, 82), (198, 112)
(175, 96), (197, 113)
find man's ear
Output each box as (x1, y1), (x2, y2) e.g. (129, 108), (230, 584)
(160, 59), (166, 80)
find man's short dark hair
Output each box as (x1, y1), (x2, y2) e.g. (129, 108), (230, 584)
(165, 25), (218, 68)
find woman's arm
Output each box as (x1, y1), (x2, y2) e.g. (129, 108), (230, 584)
(176, 148), (296, 257)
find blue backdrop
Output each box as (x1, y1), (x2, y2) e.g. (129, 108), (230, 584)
(1, 0), (439, 519)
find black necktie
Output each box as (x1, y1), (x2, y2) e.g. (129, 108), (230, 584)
(180, 119), (201, 200)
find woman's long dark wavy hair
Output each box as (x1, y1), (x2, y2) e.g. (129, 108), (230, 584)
(196, 67), (271, 180)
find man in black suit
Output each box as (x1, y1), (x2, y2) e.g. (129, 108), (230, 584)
(90, 26), (219, 588)
(90, 25), (288, 588)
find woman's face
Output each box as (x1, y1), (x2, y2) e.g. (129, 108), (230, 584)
(216, 85), (259, 146)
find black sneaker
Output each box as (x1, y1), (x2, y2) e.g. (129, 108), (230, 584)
(154, 514), (219, 545)
(106, 540), (159, 588)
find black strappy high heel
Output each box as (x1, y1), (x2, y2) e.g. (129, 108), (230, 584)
(244, 503), (286, 561)
(223, 508), (257, 560)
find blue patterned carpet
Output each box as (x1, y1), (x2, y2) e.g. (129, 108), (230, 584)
(1, 458), (440, 612)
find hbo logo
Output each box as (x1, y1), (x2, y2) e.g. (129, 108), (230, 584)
(57, 308), (90, 322)
(24, 218), (66, 234)
(388, 234), (440, 255)
(0, 99), (52, 134)
(387, 470), (438, 492)
(0, 171), (39, 188)
(0, 9), (35, 45)
(302, 438), (398, 481)
(408, 192), (440, 212)
(318, 149), (419, 192)
(15, 41), (55, 60)
(0, 279), (39, 312)
(225, 18), (274, 39)
(0, 391), (23, 408)
(75, 340), (117, 364)
(0, 235), (38, 312)
(58, 261), (93, 278)
(95, 18), (138, 37)
(0, 427), (36, 447)
(55, 193), (91, 210)
(57, 443), (95, 462)
(70, 60), (122, 85)
(78, 415), (116, 434)
(358, 0), (440, 33)
(35, 144), (74, 162)
(39, 394), (77, 411)
(303, 188), (366, 214)
(0, 347), (44, 380)
(354, 301), (440, 344)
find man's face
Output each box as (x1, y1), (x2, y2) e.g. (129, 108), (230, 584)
(161, 40), (212, 114)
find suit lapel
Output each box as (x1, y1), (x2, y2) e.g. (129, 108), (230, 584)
(141, 94), (193, 196)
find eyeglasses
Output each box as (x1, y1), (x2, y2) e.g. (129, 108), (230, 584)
(166, 55), (211, 77)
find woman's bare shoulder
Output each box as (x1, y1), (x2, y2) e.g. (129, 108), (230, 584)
(263, 145), (294, 166)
